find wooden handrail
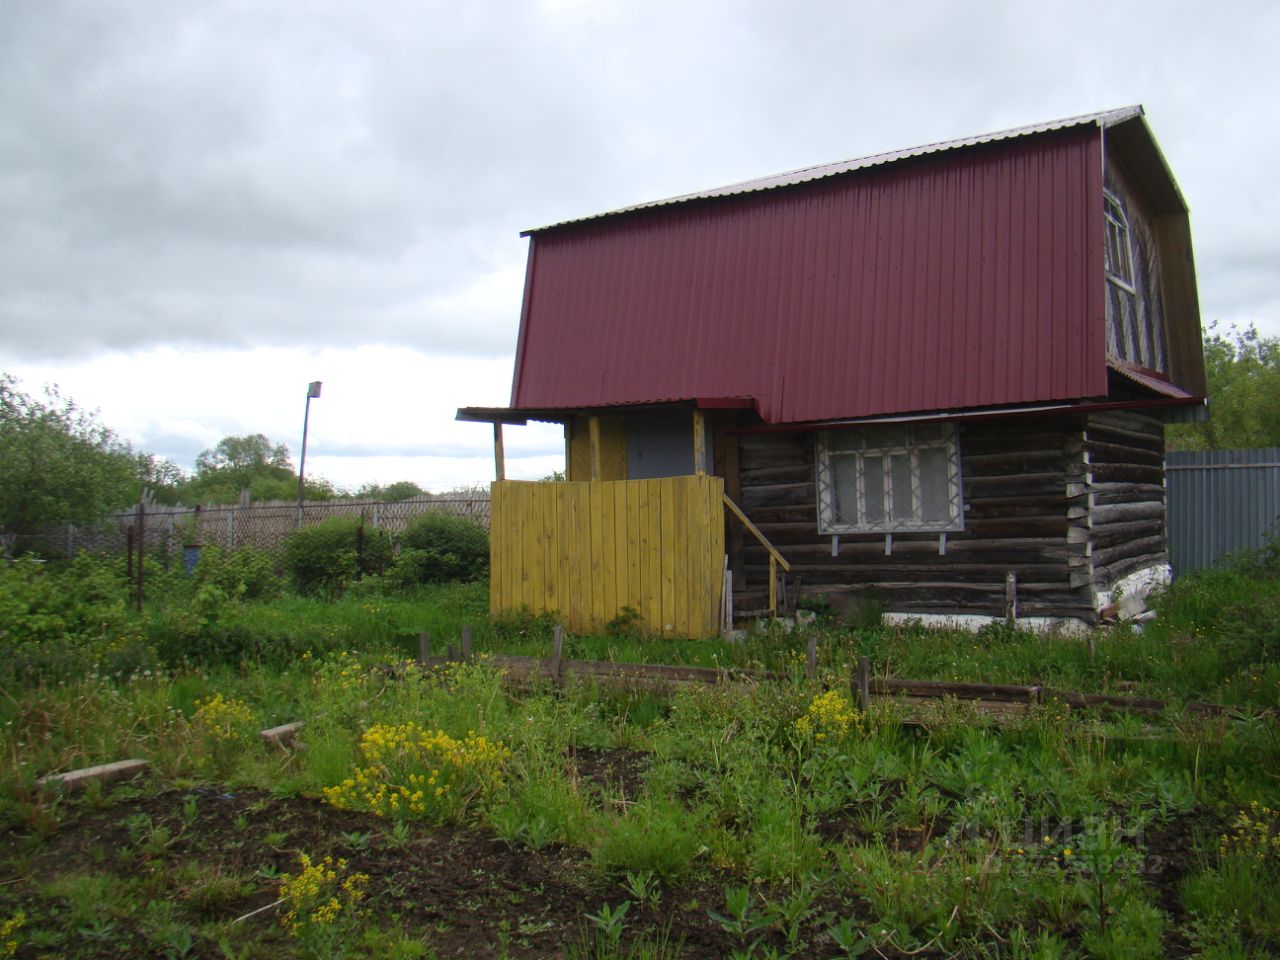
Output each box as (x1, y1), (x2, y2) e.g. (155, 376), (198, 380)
(722, 493), (790, 571)
(722, 493), (791, 617)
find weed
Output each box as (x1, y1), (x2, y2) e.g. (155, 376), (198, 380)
(622, 869), (661, 908)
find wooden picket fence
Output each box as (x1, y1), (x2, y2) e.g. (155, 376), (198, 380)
(488, 477), (726, 639)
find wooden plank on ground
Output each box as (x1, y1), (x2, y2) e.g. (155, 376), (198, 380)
(38, 759), (149, 793)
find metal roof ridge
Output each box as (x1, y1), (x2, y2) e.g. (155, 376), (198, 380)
(524, 105), (1144, 235)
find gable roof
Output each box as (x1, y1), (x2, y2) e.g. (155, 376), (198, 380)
(525, 105), (1156, 235)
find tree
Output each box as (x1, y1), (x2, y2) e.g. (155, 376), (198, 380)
(1166, 324), (1280, 451)
(0, 374), (140, 534)
(180, 433), (336, 505)
(353, 480), (426, 501)
(194, 434), (291, 475)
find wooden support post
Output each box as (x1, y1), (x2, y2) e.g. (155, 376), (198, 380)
(550, 624), (564, 684)
(855, 656), (871, 712)
(1005, 571), (1018, 624)
(493, 423), (506, 481)
(447, 643), (458, 661)
(460, 625), (473, 659)
(418, 631), (430, 665)
(768, 555), (777, 616)
(806, 634), (817, 680)
(692, 409), (706, 476)
(588, 416), (601, 481)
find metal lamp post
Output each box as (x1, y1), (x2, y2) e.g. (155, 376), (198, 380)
(296, 381), (322, 526)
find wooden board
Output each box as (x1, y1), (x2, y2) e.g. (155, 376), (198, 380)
(489, 476), (725, 638)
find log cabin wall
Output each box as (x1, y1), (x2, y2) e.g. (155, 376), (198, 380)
(736, 417), (1103, 623)
(1081, 410), (1168, 592)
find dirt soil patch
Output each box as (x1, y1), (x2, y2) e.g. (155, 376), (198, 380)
(0, 784), (757, 959)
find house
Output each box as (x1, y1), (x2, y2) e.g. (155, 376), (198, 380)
(460, 106), (1206, 636)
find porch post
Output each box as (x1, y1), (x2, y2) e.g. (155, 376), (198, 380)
(589, 416), (602, 481)
(692, 409), (706, 476)
(493, 422), (506, 481)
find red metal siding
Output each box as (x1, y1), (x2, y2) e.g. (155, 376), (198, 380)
(512, 127), (1108, 424)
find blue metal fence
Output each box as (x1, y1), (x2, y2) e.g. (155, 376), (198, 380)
(1166, 448), (1280, 576)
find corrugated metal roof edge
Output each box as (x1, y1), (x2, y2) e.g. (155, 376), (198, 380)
(461, 388), (1204, 430)
(524, 105), (1144, 235)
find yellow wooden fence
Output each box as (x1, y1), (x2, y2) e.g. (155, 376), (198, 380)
(489, 476), (726, 638)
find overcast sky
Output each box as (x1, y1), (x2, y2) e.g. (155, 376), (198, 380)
(3, 0), (1277, 491)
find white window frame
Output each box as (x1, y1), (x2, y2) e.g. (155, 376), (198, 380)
(816, 423), (964, 534)
(1103, 190), (1162, 368)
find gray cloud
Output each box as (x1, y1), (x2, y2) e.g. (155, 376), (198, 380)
(2, 0), (1278, 370)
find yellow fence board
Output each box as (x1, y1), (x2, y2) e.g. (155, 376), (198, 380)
(489, 476), (725, 638)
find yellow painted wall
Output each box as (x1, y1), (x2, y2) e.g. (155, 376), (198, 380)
(566, 415), (627, 481)
(489, 475), (725, 638)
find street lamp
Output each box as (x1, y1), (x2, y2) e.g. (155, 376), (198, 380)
(296, 381), (322, 526)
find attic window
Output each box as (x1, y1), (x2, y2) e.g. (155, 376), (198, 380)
(1103, 191), (1151, 364)
(1104, 195), (1135, 288)
(816, 423), (964, 534)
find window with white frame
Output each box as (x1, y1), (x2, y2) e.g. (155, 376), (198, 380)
(1104, 192), (1141, 361)
(816, 423), (963, 534)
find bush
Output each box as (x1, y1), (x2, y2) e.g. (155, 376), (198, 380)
(282, 518), (392, 597)
(393, 512), (489, 585)
(191, 545), (283, 601)
(0, 555), (158, 682)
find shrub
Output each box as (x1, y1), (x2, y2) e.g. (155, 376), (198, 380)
(191, 546), (283, 601)
(0, 555), (158, 683)
(282, 518), (392, 597)
(393, 512), (489, 585)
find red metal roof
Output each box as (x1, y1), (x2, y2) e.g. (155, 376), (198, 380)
(526, 106), (1143, 234)
(510, 122), (1109, 424)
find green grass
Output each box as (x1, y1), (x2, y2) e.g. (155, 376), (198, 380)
(3, 551), (1279, 957)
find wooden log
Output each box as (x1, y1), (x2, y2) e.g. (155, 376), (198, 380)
(1085, 439), (1164, 468)
(965, 517), (1070, 538)
(1084, 422), (1165, 451)
(1091, 482), (1165, 506)
(38, 759), (149, 794)
(740, 483), (813, 509)
(1087, 409), (1165, 436)
(872, 678), (1040, 702)
(739, 463), (815, 484)
(1092, 536), (1166, 568)
(1091, 462), (1163, 484)
(1092, 520), (1164, 550)
(964, 473), (1067, 498)
(961, 449), (1068, 475)
(260, 722), (304, 748)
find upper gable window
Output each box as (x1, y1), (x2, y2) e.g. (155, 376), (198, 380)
(1103, 190), (1168, 371)
(1104, 196), (1135, 289)
(816, 423), (963, 534)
